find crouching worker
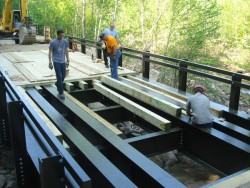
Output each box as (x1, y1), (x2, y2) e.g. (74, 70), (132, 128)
(186, 85), (213, 128)
(99, 33), (121, 79)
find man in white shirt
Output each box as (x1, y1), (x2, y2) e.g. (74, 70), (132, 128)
(186, 85), (213, 128)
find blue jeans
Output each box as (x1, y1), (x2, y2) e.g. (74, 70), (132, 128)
(53, 62), (66, 94)
(109, 50), (121, 79)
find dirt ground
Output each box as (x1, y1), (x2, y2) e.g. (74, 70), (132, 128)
(0, 40), (49, 53)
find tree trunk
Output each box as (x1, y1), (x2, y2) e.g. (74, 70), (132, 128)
(113, 0), (120, 22)
(82, 0), (86, 38)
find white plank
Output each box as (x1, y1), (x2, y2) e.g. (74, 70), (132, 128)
(126, 75), (222, 118)
(65, 82), (74, 91)
(78, 80), (88, 90)
(101, 75), (182, 117)
(93, 82), (171, 131)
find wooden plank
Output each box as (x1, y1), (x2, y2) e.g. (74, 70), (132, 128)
(209, 170), (250, 188)
(78, 80), (88, 90)
(17, 86), (63, 143)
(2, 53), (19, 63)
(64, 92), (123, 136)
(126, 75), (222, 118)
(121, 77), (186, 104)
(127, 75), (187, 101)
(9, 52), (28, 62)
(101, 75), (182, 117)
(93, 82), (171, 131)
(65, 82), (74, 91)
(63, 140), (70, 152)
(34, 85), (43, 93)
(14, 63), (37, 82)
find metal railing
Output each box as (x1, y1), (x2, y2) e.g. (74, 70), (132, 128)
(67, 36), (250, 111)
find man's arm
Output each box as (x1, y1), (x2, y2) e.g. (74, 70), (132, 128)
(66, 47), (69, 62)
(48, 48), (52, 63)
(186, 102), (192, 117)
(48, 48), (53, 69)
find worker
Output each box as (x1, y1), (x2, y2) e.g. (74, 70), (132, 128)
(48, 29), (70, 99)
(102, 22), (119, 68)
(186, 85), (213, 128)
(99, 33), (121, 79)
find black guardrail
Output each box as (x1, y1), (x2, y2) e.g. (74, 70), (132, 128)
(67, 36), (250, 111)
(0, 68), (91, 188)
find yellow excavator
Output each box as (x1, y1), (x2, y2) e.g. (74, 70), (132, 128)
(0, 0), (36, 44)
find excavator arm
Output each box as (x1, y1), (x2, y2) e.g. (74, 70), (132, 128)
(0, 0), (14, 32)
(20, 0), (32, 26)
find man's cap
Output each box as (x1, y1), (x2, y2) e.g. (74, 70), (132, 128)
(193, 85), (204, 91)
(99, 33), (105, 40)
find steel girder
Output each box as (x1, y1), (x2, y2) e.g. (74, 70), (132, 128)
(28, 85), (186, 188)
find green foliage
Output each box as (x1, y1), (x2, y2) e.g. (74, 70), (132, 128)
(1, 0), (249, 72)
(166, 0), (221, 61)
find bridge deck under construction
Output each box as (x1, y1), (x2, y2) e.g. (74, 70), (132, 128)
(0, 44), (250, 188)
(0, 49), (136, 86)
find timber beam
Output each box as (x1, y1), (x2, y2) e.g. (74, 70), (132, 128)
(126, 75), (222, 118)
(93, 81), (171, 131)
(101, 75), (182, 117)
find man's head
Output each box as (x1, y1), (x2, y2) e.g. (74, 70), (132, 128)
(57, 29), (64, 40)
(99, 33), (107, 41)
(193, 85), (204, 93)
(110, 22), (115, 30)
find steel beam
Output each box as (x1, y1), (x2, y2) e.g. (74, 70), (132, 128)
(8, 101), (31, 187)
(39, 155), (65, 188)
(126, 128), (183, 156)
(70, 89), (116, 106)
(222, 110), (250, 130)
(26, 87), (138, 188)
(38, 86), (186, 188)
(213, 119), (250, 145)
(0, 76), (10, 146)
(183, 126), (250, 174)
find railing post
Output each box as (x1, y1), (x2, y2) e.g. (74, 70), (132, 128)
(229, 71), (242, 111)
(39, 155), (65, 188)
(8, 101), (30, 187)
(68, 37), (72, 50)
(142, 51), (150, 79)
(96, 41), (102, 60)
(178, 60), (188, 92)
(81, 38), (86, 54)
(119, 49), (123, 67)
(0, 76), (10, 146)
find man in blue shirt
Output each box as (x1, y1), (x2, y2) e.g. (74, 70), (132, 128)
(48, 29), (69, 99)
(102, 22), (119, 68)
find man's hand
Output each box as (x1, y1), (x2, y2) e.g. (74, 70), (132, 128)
(49, 62), (53, 70)
(101, 42), (106, 49)
(66, 60), (70, 68)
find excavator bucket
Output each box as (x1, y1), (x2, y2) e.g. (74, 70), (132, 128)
(19, 26), (36, 45)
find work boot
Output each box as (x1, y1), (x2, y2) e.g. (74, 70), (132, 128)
(58, 93), (65, 99)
